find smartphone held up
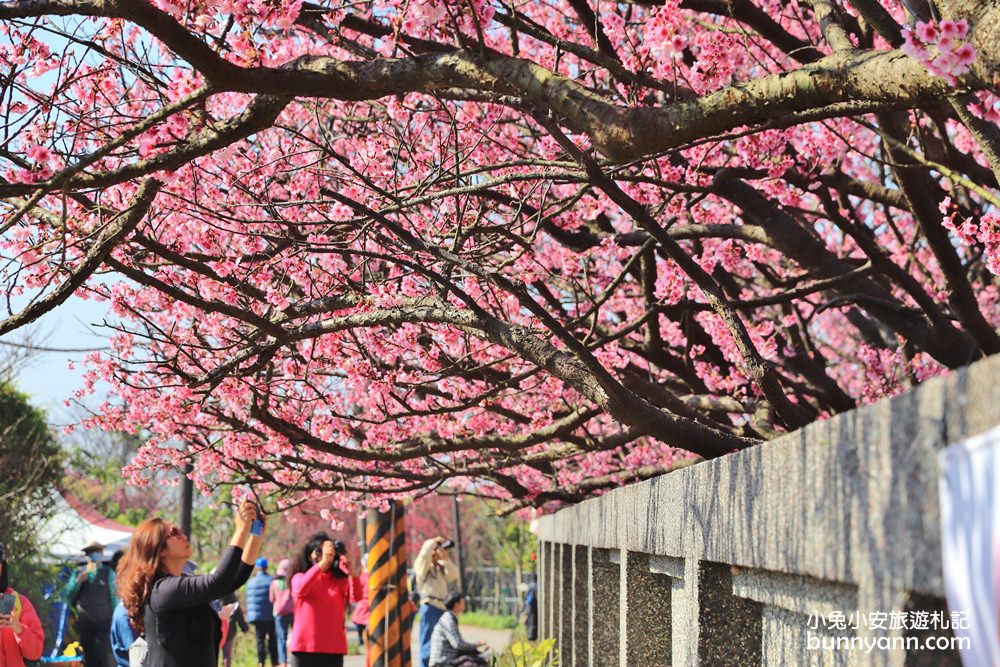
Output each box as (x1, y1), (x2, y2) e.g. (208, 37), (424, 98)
(0, 592), (17, 616)
(233, 485), (265, 536)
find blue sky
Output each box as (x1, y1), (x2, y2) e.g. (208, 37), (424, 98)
(5, 293), (111, 421)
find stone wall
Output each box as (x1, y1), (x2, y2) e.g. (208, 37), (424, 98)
(536, 354), (1000, 666)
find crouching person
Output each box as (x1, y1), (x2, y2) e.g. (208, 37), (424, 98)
(428, 593), (488, 667)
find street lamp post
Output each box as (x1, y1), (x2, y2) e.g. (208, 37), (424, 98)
(179, 463), (193, 537)
(452, 495), (465, 595)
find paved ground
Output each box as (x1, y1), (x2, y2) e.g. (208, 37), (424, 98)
(344, 624), (513, 667)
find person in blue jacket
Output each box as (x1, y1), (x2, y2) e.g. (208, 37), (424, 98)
(108, 550), (134, 667)
(109, 602), (135, 667)
(245, 557), (277, 667)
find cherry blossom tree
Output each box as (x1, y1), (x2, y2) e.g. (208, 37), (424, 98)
(2, 0), (1000, 511)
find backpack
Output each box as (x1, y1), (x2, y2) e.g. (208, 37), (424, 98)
(272, 580), (293, 618)
(128, 636), (147, 667)
(72, 566), (114, 622)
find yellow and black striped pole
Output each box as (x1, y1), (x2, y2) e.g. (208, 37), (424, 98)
(366, 500), (413, 667)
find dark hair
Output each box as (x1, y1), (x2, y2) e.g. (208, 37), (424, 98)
(294, 532), (347, 578)
(445, 592), (465, 610)
(294, 532), (327, 576)
(0, 542), (8, 591)
(110, 550), (125, 571)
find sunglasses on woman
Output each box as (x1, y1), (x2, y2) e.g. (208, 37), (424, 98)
(160, 524), (185, 548)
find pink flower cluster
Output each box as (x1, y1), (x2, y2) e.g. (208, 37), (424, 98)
(901, 19), (975, 84)
(941, 198), (1000, 276)
(643, 5), (687, 62)
(396, 0), (495, 41)
(967, 91), (1000, 124)
(6, 142), (59, 184)
(151, 0), (303, 29)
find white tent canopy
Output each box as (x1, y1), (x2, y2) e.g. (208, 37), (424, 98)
(38, 491), (134, 563)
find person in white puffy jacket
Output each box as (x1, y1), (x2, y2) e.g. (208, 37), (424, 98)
(414, 537), (460, 667)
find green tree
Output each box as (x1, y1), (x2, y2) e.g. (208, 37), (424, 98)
(0, 383), (62, 555)
(62, 418), (171, 527)
(0, 383), (64, 640)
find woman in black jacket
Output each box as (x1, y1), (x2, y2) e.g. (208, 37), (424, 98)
(117, 500), (265, 667)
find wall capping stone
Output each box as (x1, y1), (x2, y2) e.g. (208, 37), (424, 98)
(535, 354), (997, 665)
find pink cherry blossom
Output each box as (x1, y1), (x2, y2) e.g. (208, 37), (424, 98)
(915, 21), (938, 43)
(905, 19), (977, 83)
(938, 19), (968, 39)
(954, 42), (976, 67)
(25, 143), (52, 164)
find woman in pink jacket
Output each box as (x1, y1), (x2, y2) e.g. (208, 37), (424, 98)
(0, 543), (45, 667)
(287, 533), (352, 667)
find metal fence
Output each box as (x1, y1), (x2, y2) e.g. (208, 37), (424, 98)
(465, 566), (522, 617)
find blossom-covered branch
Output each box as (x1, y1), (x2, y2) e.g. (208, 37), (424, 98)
(2, 0), (1000, 511)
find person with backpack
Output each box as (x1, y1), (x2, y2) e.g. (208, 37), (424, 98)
(116, 499), (265, 667)
(246, 558), (278, 667)
(268, 559), (294, 667)
(64, 541), (116, 667)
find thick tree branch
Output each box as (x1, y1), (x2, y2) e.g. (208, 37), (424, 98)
(0, 1), (972, 163)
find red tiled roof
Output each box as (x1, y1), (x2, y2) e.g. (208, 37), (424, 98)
(61, 490), (135, 534)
